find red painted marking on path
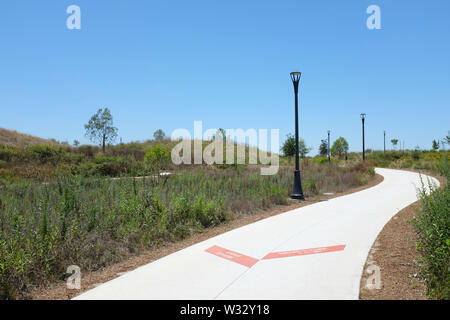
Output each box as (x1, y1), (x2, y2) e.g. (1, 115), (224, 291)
(205, 246), (259, 268)
(262, 245), (346, 260)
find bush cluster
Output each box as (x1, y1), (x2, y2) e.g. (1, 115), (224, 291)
(366, 150), (450, 171)
(0, 142), (178, 182)
(413, 156), (450, 299)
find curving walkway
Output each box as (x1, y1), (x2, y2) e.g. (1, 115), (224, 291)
(74, 168), (439, 300)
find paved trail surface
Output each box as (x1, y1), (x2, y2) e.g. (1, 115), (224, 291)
(75, 168), (438, 300)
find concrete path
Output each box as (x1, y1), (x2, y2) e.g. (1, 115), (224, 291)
(74, 168), (439, 300)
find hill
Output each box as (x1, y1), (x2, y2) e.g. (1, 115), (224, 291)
(0, 127), (57, 147)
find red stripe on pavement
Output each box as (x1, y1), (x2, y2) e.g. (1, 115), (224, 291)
(262, 244), (346, 260)
(205, 246), (259, 268)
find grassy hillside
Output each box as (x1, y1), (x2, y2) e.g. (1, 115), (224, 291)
(0, 128), (57, 147)
(0, 131), (377, 299)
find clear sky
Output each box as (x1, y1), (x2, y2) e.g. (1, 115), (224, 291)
(0, 0), (449, 153)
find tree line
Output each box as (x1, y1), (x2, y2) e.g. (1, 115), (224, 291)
(81, 108), (449, 155)
(281, 134), (349, 159)
(83, 108), (166, 152)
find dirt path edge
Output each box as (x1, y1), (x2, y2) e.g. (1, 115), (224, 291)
(359, 169), (445, 300)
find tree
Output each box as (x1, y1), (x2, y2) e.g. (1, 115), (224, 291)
(391, 139), (399, 150)
(84, 108), (118, 152)
(446, 131), (450, 145)
(153, 129), (166, 141)
(298, 139), (312, 158)
(432, 139), (440, 151)
(216, 128), (226, 140)
(319, 139), (328, 157)
(440, 139), (447, 151)
(282, 134), (311, 158)
(282, 134), (295, 157)
(73, 140), (80, 147)
(330, 137), (349, 158)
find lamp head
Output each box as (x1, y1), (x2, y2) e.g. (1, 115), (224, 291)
(290, 71), (301, 84)
(360, 113), (366, 120)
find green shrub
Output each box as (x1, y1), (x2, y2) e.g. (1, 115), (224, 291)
(413, 158), (450, 299)
(144, 145), (171, 172)
(366, 167), (375, 176)
(30, 145), (66, 164)
(313, 157), (329, 164)
(304, 176), (318, 195)
(0, 144), (11, 162)
(108, 143), (146, 161)
(268, 185), (288, 205)
(77, 145), (98, 157)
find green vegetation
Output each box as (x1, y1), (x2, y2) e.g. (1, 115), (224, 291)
(361, 146), (450, 300)
(281, 134), (311, 158)
(365, 144), (449, 300)
(391, 139), (399, 150)
(0, 126), (378, 299)
(413, 157), (449, 299)
(3, 123), (446, 300)
(331, 137), (349, 158)
(144, 145), (171, 173)
(319, 139), (328, 157)
(153, 129), (166, 141)
(0, 141), (176, 183)
(84, 108), (118, 152)
(0, 161), (374, 299)
(366, 149), (450, 172)
(432, 139), (440, 151)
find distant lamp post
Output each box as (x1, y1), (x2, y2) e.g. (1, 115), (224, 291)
(361, 113), (366, 161)
(327, 130), (331, 164)
(383, 130), (386, 153)
(290, 72), (305, 200)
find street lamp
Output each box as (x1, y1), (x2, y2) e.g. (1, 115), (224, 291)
(360, 113), (366, 161)
(327, 130), (331, 164)
(290, 72), (305, 200)
(383, 130), (386, 153)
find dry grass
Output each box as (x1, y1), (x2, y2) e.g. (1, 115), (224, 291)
(30, 173), (383, 300)
(0, 127), (57, 147)
(0, 163), (375, 299)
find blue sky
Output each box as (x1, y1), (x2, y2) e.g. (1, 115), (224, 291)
(0, 0), (449, 153)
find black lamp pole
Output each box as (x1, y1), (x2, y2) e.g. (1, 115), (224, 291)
(327, 130), (331, 164)
(290, 72), (305, 200)
(361, 113), (366, 161)
(383, 130), (386, 153)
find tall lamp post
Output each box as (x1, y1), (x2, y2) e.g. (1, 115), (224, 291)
(290, 72), (305, 200)
(361, 113), (366, 161)
(383, 130), (386, 153)
(327, 130), (331, 164)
